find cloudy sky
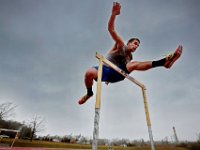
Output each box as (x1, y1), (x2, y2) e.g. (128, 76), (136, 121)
(0, 0), (200, 142)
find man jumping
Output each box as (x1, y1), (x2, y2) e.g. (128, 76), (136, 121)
(78, 2), (182, 105)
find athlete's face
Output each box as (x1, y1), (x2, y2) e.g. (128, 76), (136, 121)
(128, 40), (140, 52)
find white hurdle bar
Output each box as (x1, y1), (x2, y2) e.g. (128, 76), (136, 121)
(92, 52), (155, 150)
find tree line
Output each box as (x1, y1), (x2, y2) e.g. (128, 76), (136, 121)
(0, 102), (44, 141)
(0, 102), (146, 146)
(1, 102), (200, 147)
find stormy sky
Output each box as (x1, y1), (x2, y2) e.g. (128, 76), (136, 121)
(0, 0), (200, 142)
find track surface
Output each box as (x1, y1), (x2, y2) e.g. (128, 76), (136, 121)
(0, 147), (90, 150)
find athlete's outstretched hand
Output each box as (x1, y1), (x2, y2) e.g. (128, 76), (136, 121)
(112, 2), (121, 15)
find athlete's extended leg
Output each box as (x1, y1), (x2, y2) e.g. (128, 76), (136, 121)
(126, 61), (153, 72)
(78, 68), (97, 105)
(126, 45), (183, 72)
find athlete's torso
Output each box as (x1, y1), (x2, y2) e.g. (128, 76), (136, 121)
(106, 45), (132, 66)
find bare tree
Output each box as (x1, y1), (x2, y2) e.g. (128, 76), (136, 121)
(29, 115), (45, 141)
(0, 102), (16, 120)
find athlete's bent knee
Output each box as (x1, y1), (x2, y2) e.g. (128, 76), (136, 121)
(85, 68), (97, 79)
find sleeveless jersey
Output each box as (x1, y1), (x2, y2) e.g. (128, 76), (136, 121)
(106, 45), (132, 67)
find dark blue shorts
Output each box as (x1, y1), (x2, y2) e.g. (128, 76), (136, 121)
(94, 64), (129, 83)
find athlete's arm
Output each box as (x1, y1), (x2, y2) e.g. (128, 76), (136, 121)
(108, 2), (124, 50)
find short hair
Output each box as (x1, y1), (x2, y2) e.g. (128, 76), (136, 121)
(127, 38), (140, 45)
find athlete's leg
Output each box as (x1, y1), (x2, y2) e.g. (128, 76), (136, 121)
(126, 61), (153, 72)
(78, 68), (97, 105)
(85, 68), (98, 89)
(126, 45), (183, 72)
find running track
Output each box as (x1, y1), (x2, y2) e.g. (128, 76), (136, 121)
(0, 147), (90, 150)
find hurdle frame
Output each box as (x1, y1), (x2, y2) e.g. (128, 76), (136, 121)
(92, 52), (155, 150)
(0, 128), (20, 149)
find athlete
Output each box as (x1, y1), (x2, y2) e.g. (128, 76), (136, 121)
(78, 2), (182, 105)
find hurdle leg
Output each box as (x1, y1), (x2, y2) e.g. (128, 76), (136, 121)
(141, 88), (155, 150)
(95, 53), (156, 150)
(92, 55), (103, 150)
(10, 131), (19, 148)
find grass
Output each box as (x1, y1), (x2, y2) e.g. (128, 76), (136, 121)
(0, 138), (189, 150)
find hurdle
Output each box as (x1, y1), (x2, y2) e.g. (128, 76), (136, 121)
(92, 52), (156, 150)
(0, 128), (21, 149)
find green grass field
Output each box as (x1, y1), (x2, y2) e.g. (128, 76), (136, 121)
(0, 138), (191, 150)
